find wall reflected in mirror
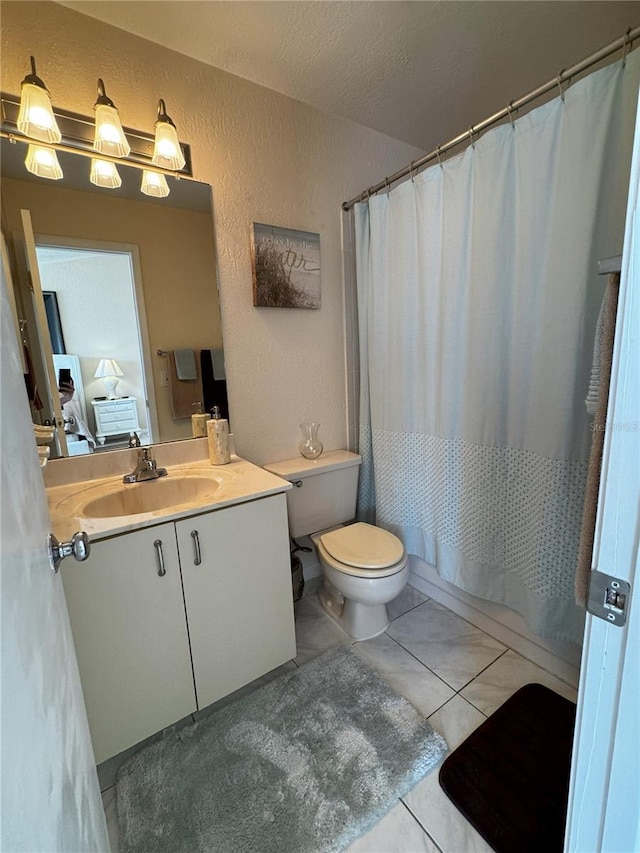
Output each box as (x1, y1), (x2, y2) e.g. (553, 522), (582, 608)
(1, 138), (227, 458)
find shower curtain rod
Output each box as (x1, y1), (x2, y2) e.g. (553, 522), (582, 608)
(343, 25), (640, 211)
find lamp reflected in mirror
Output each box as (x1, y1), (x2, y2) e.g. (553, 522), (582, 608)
(94, 358), (124, 399)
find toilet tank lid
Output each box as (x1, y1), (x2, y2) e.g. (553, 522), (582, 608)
(320, 522), (405, 569)
(264, 450), (361, 481)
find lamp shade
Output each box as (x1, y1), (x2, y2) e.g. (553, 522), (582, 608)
(94, 359), (123, 379)
(141, 170), (170, 198)
(151, 99), (186, 171)
(25, 145), (63, 180)
(90, 158), (122, 189)
(17, 59), (61, 144)
(93, 80), (130, 158)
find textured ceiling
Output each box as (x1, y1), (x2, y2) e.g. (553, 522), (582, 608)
(58, 1), (639, 150)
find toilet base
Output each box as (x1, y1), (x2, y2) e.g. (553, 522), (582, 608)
(318, 581), (390, 641)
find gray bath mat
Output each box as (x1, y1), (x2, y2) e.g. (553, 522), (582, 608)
(116, 645), (447, 852)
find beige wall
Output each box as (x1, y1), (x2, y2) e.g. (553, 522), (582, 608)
(1, 1), (422, 464)
(2, 174), (221, 442)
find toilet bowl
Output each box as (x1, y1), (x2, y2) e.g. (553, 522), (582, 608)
(312, 522), (408, 640)
(263, 450), (408, 641)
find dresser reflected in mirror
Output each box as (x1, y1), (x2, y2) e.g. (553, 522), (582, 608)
(1, 137), (226, 458)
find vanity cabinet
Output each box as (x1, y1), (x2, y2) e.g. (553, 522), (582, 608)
(62, 493), (295, 764)
(61, 522), (197, 764)
(176, 494), (295, 709)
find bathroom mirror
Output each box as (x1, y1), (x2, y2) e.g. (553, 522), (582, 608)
(1, 137), (226, 457)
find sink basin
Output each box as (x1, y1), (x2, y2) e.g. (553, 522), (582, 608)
(81, 475), (224, 519)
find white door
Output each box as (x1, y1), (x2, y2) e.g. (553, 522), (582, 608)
(564, 93), (640, 851)
(0, 260), (108, 847)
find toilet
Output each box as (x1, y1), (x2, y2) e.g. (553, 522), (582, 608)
(264, 451), (408, 641)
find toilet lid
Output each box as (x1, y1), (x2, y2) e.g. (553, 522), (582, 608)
(320, 522), (404, 570)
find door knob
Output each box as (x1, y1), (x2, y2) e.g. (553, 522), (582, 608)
(48, 531), (91, 573)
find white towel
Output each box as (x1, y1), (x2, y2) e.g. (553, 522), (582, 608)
(585, 294), (606, 415)
(63, 398), (96, 449)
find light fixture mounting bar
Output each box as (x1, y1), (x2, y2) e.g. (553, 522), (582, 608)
(1, 93), (192, 176)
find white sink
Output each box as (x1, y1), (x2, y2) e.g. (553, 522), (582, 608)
(80, 475), (227, 519)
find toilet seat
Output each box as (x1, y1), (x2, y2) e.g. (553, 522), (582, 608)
(317, 522), (407, 578)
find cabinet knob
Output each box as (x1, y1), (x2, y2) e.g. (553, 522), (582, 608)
(48, 531), (90, 573)
(153, 539), (166, 577)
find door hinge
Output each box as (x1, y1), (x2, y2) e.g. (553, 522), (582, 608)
(26, 270), (34, 292)
(587, 571), (630, 627)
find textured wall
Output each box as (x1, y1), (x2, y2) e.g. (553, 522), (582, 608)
(1, 1), (422, 465)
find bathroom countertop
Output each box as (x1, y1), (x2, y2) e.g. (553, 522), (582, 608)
(47, 456), (292, 543)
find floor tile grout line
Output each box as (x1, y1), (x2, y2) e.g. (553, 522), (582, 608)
(382, 631), (459, 694)
(388, 593), (431, 623)
(454, 646), (510, 695)
(399, 797), (445, 852)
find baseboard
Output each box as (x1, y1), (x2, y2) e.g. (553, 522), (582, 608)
(408, 556), (581, 687)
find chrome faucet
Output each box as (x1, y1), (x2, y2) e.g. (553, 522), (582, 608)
(123, 448), (168, 484)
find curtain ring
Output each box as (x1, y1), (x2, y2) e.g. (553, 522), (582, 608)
(557, 71), (565, 102)
(622, 27), (632, 67)
(410, 160), (418, 182)
(506, 101), (516, 130)
(436, 145), (443, 168)
(468, 126), (475, 149)
(385, 177), (391, 196)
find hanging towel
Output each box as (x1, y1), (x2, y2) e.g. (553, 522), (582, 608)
(168, 350), (203, 419)
(585, 296), (607, 414)
(209, 348), (226, 381)
(174, 349), (197, 380)
(199, 350), (229, 420)
(575, 273), (620, 607)
(63, 398), (96, 449)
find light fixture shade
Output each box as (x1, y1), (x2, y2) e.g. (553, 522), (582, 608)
(94, 103), (130, 157)
(152, 99), (186, 171)
(141, 170), (170, 198)
(94, 358), (124, 379)
(93, 80), (130, 158)
(25, 145), (63, 180)
(17, 81), (62, 144)
(90, 158), (122, 189)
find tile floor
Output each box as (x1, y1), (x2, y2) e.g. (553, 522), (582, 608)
(101, 585), (578, 853)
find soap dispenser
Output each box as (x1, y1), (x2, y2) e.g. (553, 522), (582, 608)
(191, 402), (209, 438)
(207, 406), (230, 465)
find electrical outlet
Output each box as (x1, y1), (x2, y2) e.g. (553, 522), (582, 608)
(160, 369), (169, 387)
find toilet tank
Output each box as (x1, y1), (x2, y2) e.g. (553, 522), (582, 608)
(264, 451), (361, 538)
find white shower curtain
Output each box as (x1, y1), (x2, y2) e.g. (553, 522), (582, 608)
(355, 54), (640, 643)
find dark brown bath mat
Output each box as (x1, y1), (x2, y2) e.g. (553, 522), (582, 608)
(439, 683), (576, 853)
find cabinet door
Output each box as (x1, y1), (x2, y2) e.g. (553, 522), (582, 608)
(61, 523), (196, 763)
(177, 494), (296, 710)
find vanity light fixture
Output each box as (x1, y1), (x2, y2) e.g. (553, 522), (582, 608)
(16, 57), (62, 144)
(151, 99), (186, 171)
(141, 169), (170, 198)
(25, 144), (63, 180)
(94, 358), (124, 399)
(93, 79), (130, 159)
(90, 158), (122, 189)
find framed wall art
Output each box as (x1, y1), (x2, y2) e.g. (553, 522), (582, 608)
(251, 223), (320, 309)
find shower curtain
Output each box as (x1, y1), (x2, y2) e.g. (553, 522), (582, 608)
(354, 54), (640, 643)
